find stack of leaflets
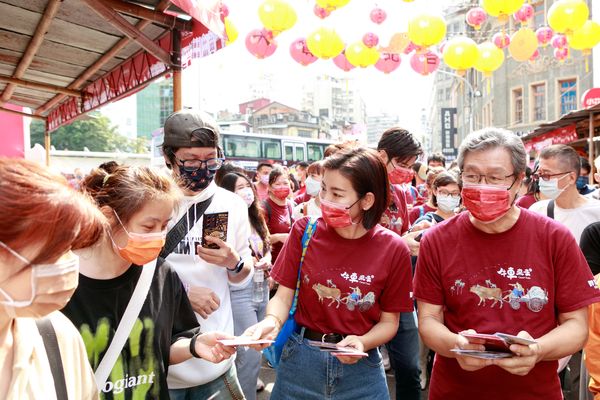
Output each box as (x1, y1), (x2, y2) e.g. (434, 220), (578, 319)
(450, 332), (538, 359)
(306, 340), (368, 357)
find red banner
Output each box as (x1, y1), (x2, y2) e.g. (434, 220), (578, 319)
(523, 124), (579, 153)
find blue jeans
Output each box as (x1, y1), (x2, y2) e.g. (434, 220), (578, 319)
(386, 311), (421, 400)
(230, 282), (267, 400)
(271, 330), (389, 400)
(168, 365), (245, 400)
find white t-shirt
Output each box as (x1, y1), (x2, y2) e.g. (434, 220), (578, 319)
(166, 182), (252, 389)
(529, 197), (600, 244)
(292, 198), (322, 220)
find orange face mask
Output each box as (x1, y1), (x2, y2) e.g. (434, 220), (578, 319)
(111, 211), (166, 266)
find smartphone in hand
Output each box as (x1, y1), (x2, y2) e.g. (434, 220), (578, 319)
(201, 212), (228, 249)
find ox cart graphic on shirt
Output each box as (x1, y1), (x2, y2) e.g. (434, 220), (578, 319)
(312, 281), (375, 312)
(467, 281), (548, 312)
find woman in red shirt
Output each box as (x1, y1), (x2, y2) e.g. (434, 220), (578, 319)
(262, 167), (295, 263)
(246, 148), (414, 399)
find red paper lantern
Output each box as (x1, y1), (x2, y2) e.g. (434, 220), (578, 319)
(333, 51), (355, 71)
(551, 34), (567, 49)
(375, 53), (401, 74)
(245, 28), (277, 59)
(554, 47), (569, 61)
(403, 41), (419, 54)
(314, 5), (331, 19)
(410, 51), (440, 75)
(529, 48), (540, 61)
(363, 32), (379, 48)
(513, 4), (534, 25)
(290, 38), (317, 66)
(536, 27), (554, 46)
(492, 32), (511, 48)
(466, 7), (487, 30)
(370, 7), (387, 24)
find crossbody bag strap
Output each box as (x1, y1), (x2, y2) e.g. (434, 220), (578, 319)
(160, 195), (214, 259)
(547, 200), (555, 220)
(289, 217), (318, 315)
(36, 318), (68, 400)
(94, 259), (156, 390)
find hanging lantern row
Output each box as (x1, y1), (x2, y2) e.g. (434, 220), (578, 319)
(238, 0), (600, 77)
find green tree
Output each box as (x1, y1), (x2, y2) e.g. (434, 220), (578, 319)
(30, 113), (148, 153)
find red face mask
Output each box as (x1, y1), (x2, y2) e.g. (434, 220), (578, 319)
(320, 197), (360, 228)
(272, 186), (291, 200)
(389, 166), (414, 185)
(461, 184), (511, 223)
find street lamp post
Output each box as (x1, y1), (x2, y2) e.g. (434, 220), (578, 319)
(436, 69), (480, 134)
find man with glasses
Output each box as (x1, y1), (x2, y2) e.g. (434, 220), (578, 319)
(414, 128), (600, 399)
(161, 109), (252, 399)
(528, 145), (600, 244)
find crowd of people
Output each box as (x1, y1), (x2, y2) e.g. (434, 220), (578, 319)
(2, 108), (600, 400)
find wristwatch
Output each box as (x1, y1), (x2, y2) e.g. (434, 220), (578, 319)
(227, 257), (244, 274)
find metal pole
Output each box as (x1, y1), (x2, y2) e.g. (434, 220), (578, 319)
(44, 122), (50, 166)
(172, 29), (182, 112)
(590, 111), (595, 184)
(436, 69), (476, 136)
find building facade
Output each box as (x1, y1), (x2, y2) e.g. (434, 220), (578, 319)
(137, 79), (173, 139)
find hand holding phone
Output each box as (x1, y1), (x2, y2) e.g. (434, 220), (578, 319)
(201, 212), (228, 250)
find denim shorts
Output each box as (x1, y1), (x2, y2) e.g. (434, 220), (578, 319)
(270, 331), (390, 400)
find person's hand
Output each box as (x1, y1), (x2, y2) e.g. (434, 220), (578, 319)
(193, 331), (237, 363)
(334, 336), (365, 365)
(188, 286), (220, 319)
(270, 233), (289, 244)
(242, 316), (281, 351)
(411, 219), (435, 232)
(491, 331), (542, 376)
(196, 237), (239, 269)
(453, 329), (493, 372)
(402, 231), (422, 257)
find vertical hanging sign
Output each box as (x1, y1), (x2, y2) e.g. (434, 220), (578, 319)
(441, 107), (458, 161)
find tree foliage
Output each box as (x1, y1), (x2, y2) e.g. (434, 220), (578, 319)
(30, 114), (149, 154)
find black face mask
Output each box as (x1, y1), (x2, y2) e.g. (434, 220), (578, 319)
(178, 164), (215, 192)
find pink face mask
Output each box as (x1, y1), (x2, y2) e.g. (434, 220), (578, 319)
(461, 184), (511, 223)
(389, 166), (414, 185)
(320, 197), (360, 228)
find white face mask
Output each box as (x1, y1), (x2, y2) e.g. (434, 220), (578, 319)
(236, 187), (255, 207)
(305, 176), (321, 197)
(538, 174), (569, 200)
(259, 174), (270, 185)
(0, 241), (79, 318)
(436, 194), (461, 213)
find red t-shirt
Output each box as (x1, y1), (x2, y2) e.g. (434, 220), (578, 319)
(515, 193), (537, 209)
(380, 184), (410, 235)
(293, 192), (310, 205)
(254, 182), (269, 202)
(271, 217), (413, 336)
(414, 209), (600, 400)
(409, 203), (437, 225)
(263, 197), (294, 262)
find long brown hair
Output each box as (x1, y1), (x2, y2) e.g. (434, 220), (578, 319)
(0, 158), (105, 264)
(81, 163), (181, 227)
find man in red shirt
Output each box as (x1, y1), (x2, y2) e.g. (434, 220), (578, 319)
(414, 127), (600, 400)
(253, 162), (272, 201)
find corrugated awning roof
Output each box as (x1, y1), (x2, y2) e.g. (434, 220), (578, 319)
(521, 103), (600, 141)
(0, 0), (217, 131)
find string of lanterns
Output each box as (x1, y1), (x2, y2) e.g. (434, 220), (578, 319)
(227, 0), (600, 77)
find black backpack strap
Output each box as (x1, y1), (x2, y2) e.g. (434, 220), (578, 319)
(160, 195), (214, 259)
(262, 200), (272, 222)
(36, 318), (68, 400)
(547, 200), (555, 220)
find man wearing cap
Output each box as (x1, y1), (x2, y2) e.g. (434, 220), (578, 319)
(162, 109), (252, 399)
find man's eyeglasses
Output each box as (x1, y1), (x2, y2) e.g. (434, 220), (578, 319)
(176, 157), (224, 172)
(460, 171), (516, 186)
(532, 171), (573, 182)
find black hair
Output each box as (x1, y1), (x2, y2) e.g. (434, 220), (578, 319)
(377, 127), (423, 163)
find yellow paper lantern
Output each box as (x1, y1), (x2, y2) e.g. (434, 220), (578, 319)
(480, 0), (524, 23)
(306, 27), (345, 59)
(474, 42), (504, 76)
(408, 14), (447, 48)
(548, 0), (589, 35)
(568, 20), (600, 55)
(345, 41), (380, 68)
(508, 27), (538, 61)
(442, 36), (479, 74)
(224, 18), (238, 45)
(316, 0), (350, 10)
(258, 0), (297, 34)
